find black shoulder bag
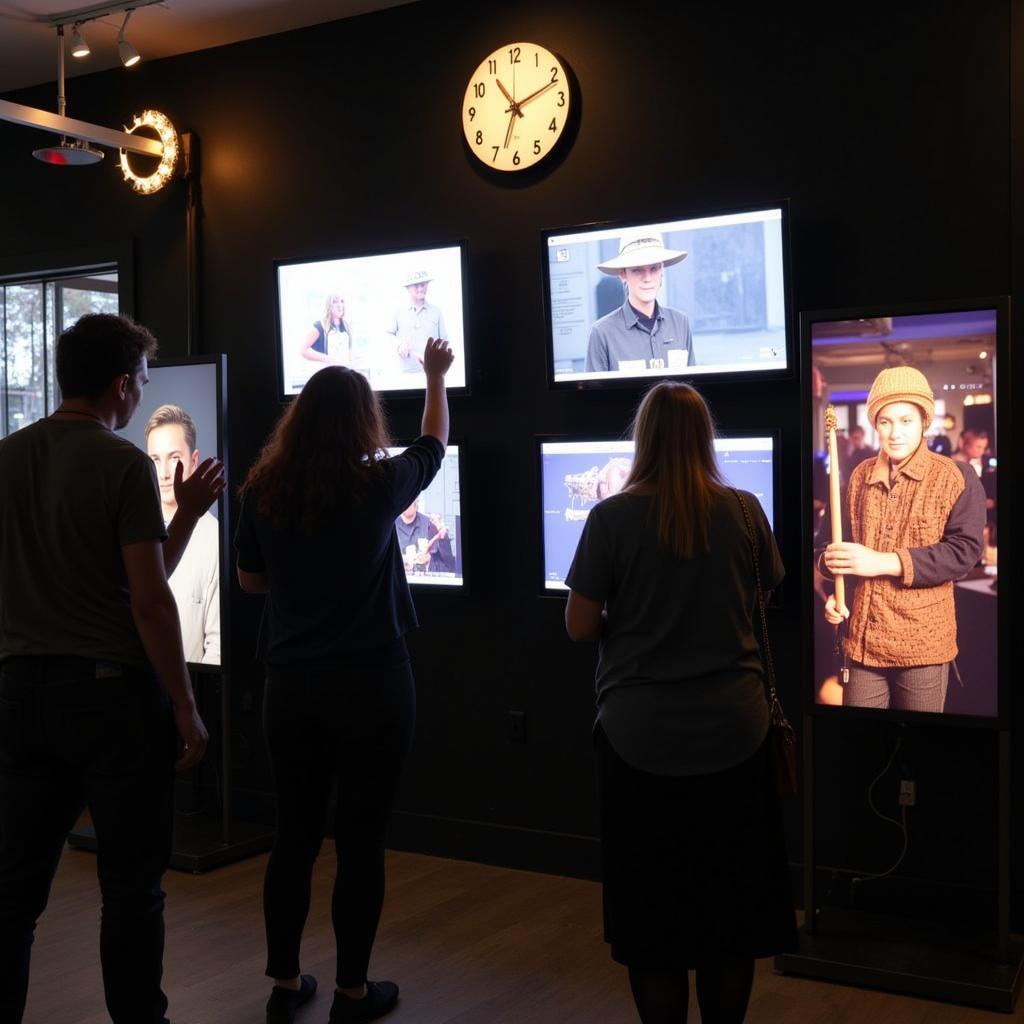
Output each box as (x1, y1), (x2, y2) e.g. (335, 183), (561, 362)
(733, 489), (799, 798)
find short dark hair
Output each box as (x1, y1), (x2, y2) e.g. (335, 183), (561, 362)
(56, 314), (158, 399)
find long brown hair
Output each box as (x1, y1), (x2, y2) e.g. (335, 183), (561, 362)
(239, 366), (390, 531)
(623, 381), (727, 558)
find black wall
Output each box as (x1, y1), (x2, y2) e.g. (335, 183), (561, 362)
(2, 0), (1020, 921)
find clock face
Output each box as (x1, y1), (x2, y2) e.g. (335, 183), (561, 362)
(462, 42), (572, 173)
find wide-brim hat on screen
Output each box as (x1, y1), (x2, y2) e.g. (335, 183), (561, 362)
(866, 365), (935, 428)
(597, 231), (688, 274)
(402, 270), (433, 287)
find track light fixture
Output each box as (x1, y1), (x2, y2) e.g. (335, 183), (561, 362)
(70, 23), (90, 58)
(117, 11), (140, 68)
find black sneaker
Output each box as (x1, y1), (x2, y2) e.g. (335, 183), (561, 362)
(266, 974), (318, 1024)
(328, 981), (399, 1023)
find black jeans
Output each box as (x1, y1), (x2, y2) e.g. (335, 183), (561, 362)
(263, 657), (415, 989)
(0, 656), (176, 1024)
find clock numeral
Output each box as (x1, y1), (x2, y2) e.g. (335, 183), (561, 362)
(488, 59), (496, 74)
(533, 139), (541, 154)
(557, 90), (565, 107)
(475, 131), (483, 145)
(491, 146), (500, 163)
(512, 150), (521, 166)
(548, 118), (557, 132)
(474, 82), (486, 98)
(550, 66), (559, 83)
(509, 46), (521, 64)
(467, 106), (476, 121)
(535, 52), (539, 66)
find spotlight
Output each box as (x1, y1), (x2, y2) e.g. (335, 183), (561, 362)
(70, 24), (90, 58)
(118, 12), (141, 67)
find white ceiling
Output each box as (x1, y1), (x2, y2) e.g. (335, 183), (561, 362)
(0, 0), (414, 94)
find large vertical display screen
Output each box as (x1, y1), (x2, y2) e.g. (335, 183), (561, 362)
(387, 444), (463, 587)
(540, 436), (775, 591)
(544, 206), (789, 386)
(276, 244), (466, 397)
(808, 307), (999, 718)
(120, 359), (224, 667)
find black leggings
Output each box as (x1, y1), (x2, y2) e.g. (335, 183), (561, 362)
(262, 658), (415, 989)
(628, 958), (755, 1024)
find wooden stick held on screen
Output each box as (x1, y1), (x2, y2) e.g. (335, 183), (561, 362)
(825, 405), (846, 616)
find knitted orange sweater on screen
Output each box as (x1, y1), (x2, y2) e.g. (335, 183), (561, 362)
(844, 443), (964, 668)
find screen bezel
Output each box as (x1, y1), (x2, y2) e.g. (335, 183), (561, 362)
(535, 428), (782, 599)
(143, 353), (229, 674)
(386, 437), (468, 592)
(273, 239), (471, 402)
(540, 200), (794, 392)
(801, 296), (1010, 729)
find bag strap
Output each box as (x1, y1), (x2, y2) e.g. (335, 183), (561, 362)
(732, 488), (780, 710)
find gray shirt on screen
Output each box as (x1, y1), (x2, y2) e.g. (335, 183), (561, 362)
(566, 488), (782, 776)
(387, 302), (447, 373)
(584, 300), (693, 373)
(0, 419), (167, 670)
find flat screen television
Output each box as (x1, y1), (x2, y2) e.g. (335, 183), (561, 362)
(119, 355), (227, 669)
(540, 434), (776, 592)
(805, 300), (1005, 722)
(543, 204), (790, 387)
(387, 443), (463, 587)
(275, 243), (467, 397)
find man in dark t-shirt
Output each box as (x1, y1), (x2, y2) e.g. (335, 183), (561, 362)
(395, 498), (455, 574)
(0, 314), (223, 1024)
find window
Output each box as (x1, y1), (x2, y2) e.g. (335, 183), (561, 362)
(1, 269), (119, 436)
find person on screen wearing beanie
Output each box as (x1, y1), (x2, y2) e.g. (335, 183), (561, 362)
(584, 231), (693, 373)
(386, 269), (448, 373)
(821, 364), (986, 712)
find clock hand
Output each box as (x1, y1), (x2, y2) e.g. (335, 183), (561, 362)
(503, 106), (518, 149)
(516, 78), (558, 110)
(496, 78), (524, 118)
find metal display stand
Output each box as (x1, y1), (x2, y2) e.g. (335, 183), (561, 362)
(69, 666), (274, 872)
(775, 717), (1024, 1012)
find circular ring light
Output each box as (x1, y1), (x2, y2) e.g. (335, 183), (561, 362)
(119, 109), (179, 194)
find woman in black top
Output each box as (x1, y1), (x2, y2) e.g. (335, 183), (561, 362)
(236, 338), (454, 1024)
(565, 381), (796, 1024)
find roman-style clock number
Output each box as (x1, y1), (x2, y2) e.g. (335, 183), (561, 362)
(462, 42), (573, 173)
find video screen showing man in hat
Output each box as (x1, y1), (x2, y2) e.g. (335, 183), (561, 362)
(585, 231), (693, 373)
(819, 364), (986, 713)
(386, 269), (448, 373)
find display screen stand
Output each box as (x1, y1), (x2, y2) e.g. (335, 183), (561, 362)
(774, 718), (1024, 1012)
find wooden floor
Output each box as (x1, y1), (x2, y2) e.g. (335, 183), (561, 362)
(24, 846), (1022, 1023)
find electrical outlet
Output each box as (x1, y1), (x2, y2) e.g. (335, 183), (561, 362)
(508, 710), (527, 745)
(898, 779), (916, 807)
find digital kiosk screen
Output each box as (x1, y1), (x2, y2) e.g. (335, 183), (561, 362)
(541, 436), (775, 591)
(809, 307), (998, 718)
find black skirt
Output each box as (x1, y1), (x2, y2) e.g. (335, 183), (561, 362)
(595, 724), (798, 968)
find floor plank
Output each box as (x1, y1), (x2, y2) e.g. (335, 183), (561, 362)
(23, 847), (1022, 1023)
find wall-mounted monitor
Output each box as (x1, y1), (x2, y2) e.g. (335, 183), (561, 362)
(543, 204), (790, 388)
(388, 443), (463, 587)
(805, 301), (1005, 722)
(275, 243), (467, 398)
(119, 356), (227, 669)
(540, 434), (776, 592)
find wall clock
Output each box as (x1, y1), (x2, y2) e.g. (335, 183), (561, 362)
(461, 42), (574, 173)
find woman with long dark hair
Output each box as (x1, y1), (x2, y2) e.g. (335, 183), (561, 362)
(235, 339), (454, 1024)
(565, 381), (796, 1024)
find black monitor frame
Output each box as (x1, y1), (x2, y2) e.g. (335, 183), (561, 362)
(540, 199), (794, 393)
(801, 296), (1010, 729)
(273, 239), (471, 402)
(139, 353), (229, 674)
(386, 437), (468, 592)
(535, 428), (781, 599)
